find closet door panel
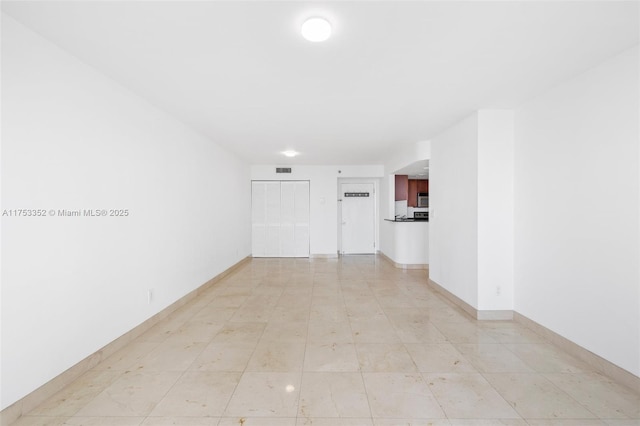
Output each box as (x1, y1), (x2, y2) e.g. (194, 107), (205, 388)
(265, 181), (281, 257)
(294, 224), (310, 257)
(251, 182), (267, 257)
(294, 182), (310, 257)
(279, 182), (296, 256)
(280, 182), (296, 224)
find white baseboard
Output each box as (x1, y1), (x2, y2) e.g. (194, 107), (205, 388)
(310, 253), (339, 259)
(514, 312), (640, 394)
(427, 278), (513, 320)
(477, 310), (515, 320)
(378, 252), (429, 270)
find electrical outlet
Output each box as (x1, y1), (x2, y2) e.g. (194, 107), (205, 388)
(496, 286), (501, 296)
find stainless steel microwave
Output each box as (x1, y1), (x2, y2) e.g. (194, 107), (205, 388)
(417, 193), (429, 207)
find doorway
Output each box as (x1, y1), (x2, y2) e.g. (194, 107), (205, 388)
(340, 182), (376, 254)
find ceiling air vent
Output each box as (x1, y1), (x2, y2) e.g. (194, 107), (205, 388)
(276, 167), (292, 174)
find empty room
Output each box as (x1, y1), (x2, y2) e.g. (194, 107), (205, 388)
(1, 1), (639, 425)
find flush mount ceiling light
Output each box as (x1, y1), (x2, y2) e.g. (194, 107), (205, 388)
(301, 17), (332, 42)
(282, 150), (299, 157)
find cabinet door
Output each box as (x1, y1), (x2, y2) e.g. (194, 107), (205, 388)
(395, 175), (408, 201)
(408, 179), (418, 207)
(418, 180), (429, 193)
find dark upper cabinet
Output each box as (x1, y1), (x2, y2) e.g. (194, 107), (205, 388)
(407, 179), (429, 207)
(407, 180), (417, 205)
(395, 175), (408, 201)
(396, 175), (428, 205)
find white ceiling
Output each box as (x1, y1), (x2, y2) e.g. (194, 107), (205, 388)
(395, 159), (429, 180)
(2, 1), (638, 165)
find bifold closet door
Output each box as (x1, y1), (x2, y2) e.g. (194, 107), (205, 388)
(280, 182), (296, 256)
(281, 181), (310, 257)
(251, 181), (267, 257)
(251, 180), (309, 257)
(293, 181), (310, 257)
(251, 181), (281, 257)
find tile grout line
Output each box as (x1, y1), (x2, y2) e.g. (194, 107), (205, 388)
(348, 262), (382, 425)
(294, 264), (315, 425)
(211, 261), (267, 425)
(492, 341), (602, 421)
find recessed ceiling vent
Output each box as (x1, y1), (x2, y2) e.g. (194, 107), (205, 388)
(276, 167), (292, 174)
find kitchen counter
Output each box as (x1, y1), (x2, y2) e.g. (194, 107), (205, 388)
(385, 218), (429, 222)
(380, 219), (429, 269)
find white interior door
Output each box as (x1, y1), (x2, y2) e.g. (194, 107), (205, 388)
(341, 183), (375, 254)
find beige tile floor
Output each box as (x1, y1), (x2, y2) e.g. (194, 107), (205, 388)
(13, 256), (640, 426)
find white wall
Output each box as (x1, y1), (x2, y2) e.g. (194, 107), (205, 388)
(380, 174), (396, 227)
(429, 114), (480, 307)
(1, 15), (251, 409)
(250, 165), (383, 256)
(429, 111), (515, 312)
(477, 111), (515, 310)
(514, 46), (640, 376)
(379, 139), (431, 256)
(378, 172), (395, 260)
(385, 140), (432, 179)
